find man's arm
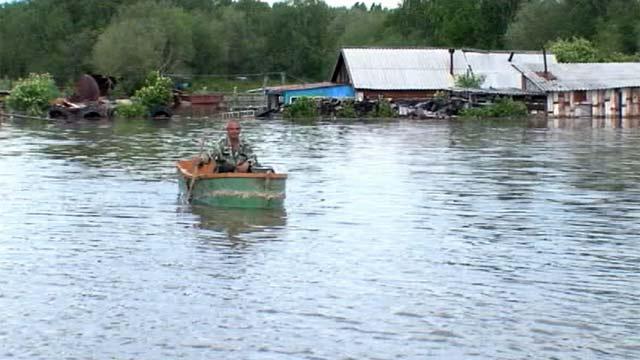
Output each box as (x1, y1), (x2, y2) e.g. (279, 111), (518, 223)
(199, 139), (222, 164)
(240, 141), (258, 167)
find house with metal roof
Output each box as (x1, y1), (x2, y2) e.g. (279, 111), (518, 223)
(514, 62), (640, 118)
(329, 47), (555, 100)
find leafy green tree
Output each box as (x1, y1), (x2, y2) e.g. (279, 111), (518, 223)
(266, 0), (334, 80)
(386, 0), (524, 48)
(593, 0), (640, 56)
(548, 37), (598, 63)
(331, 5), (388, 47)
(189, 13), (226, 75)
(505, 0), (568, 49)
(92, 1), (194, 93)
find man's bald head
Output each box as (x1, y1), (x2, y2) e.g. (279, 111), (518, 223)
(225, 120), (241, 142)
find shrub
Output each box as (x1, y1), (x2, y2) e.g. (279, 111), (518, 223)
(371, 99), (395, 118)
(455, 70), (486, 88)
(283, 97), (318, 119)
(336, 100), (357, 118)
(133, 71), (173, 110)
(548, 37), (598, 63)
(114, 102), (148, 118)
(460, 97), (528, 118)
(6, 73), (60, 115)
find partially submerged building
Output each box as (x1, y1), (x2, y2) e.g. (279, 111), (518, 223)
(264, 82), (354, 110)
(329, 47), (555, 100)
(514, 62), (640, 118)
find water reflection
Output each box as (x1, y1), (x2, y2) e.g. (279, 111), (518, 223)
(191, 204), (287, 238)
(549, 117), (640, 129)
(2, 115), (640, 359)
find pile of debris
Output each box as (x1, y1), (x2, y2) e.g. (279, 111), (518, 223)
(48, 74), (113, 121)
(393, 97), (469, 119)
(314, 97), (469, 118)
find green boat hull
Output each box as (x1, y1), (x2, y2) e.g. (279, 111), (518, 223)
(177, 159), (286, 209)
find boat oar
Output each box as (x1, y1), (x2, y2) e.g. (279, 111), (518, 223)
(186, 137), (206, 201)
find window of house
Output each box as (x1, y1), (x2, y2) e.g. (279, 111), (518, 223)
(573, 91), (587, 103)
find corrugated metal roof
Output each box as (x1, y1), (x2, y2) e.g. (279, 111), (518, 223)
(265, 82), (336, 93)
(514, 63), (640, 91)
(338, 47), (554, 92)
(341, 48), (466, 90)
(464, 52), (556, 90)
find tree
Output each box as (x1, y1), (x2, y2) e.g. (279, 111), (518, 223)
(265, 0), (334, 80)
(548, 37), (598, 63)
(593, 0), (640, 56)
(386, 0), (524, 49)
(331, 5), (389, 47)
(92, 1), (194, 93)
(505, 0), (568, 49)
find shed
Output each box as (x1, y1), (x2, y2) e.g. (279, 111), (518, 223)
(265, 82), (354, 109)
(513, 62), (640, 118)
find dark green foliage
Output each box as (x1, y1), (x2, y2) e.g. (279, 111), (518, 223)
(6, 73), (60, 115)
(283, 97), (318, 119)
(507, 0), (640, 60)
(336, 100), (357, 118)
(455, 70), (486, 89)
(548, 37), (599, 63)
(548, 37), (640, 63)
(114, 102), (148, 118)
(1, 0), (640, 86)
(386, 0), (523, 48)
(460, 98), (528, 118)
(371, 99), (395, 118)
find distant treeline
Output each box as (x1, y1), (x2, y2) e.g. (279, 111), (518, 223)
(1, 0), (639, 93)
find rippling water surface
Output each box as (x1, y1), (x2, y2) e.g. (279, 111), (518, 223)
(1, 116), (639, 359)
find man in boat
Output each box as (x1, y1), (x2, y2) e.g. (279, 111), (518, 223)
(199, 120), (258, 173)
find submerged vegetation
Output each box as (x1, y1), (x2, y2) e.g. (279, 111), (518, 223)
(115, 71), (173, 118)
(460, 98), (528, 118)
(455, 71), (486, 89)
(114, 102), (147, 118)
(283, 97), (318, 119)
(5, 73), (59, 116)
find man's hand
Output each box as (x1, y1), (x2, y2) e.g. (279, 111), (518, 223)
(197, 153), (211, 167)
(235, 161), (250, 173)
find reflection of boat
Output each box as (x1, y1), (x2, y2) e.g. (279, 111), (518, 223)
(176, 159), (287, 209)
(192, 205), (287, 235)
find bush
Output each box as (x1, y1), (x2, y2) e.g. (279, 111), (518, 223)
(455, 70), (486, 88)
(114, 102), (148, 118)
(283, 97), (318, 119)
(336, 100), (357, 118)
(133, 71), (173, 110)
(460, 97), (528, 118)
(548, 37), (598, 63)
(371, 99), (395, 118)
(6, 73), (60, 115)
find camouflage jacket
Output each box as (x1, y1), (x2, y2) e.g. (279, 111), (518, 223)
(202, 136), (259, 168)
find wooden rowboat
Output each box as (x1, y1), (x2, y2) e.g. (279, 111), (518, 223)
(176, 159), (287, 209)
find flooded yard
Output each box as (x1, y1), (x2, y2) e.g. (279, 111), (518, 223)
(0, 116), (638, 359)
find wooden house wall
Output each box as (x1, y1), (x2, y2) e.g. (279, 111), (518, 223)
(332, 58), (350, 84)
(548, 88), (640, 118)
(360, 89), (439, 100)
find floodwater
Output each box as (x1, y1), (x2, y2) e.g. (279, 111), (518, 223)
(0, 115), (639, 359)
